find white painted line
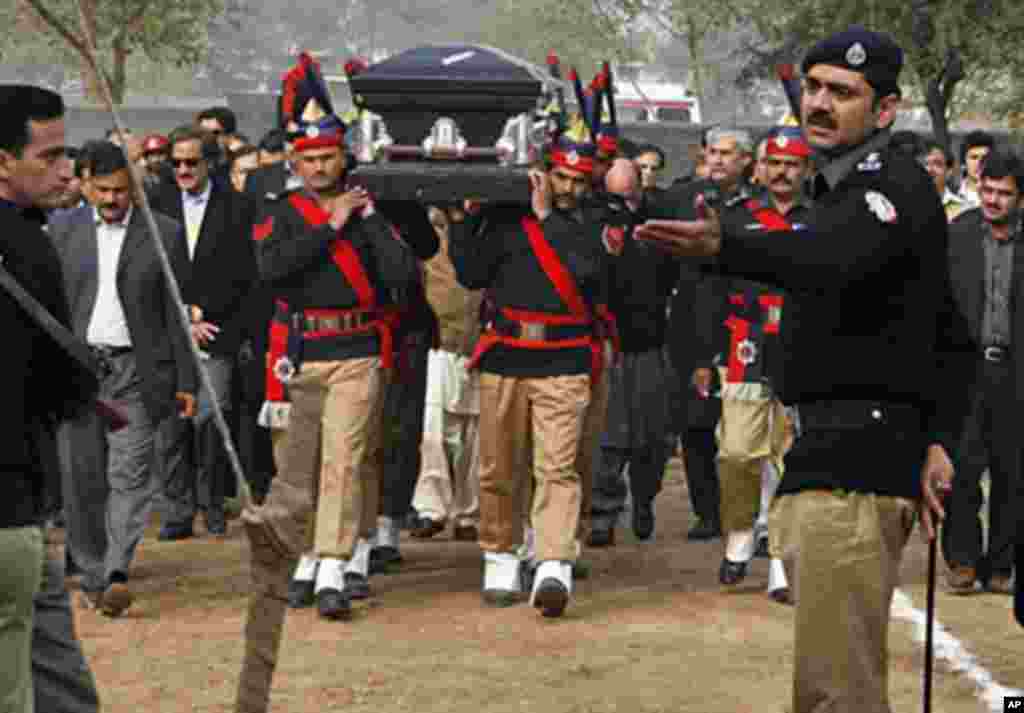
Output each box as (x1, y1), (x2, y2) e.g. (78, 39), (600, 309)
(891, 588), (1023, 713)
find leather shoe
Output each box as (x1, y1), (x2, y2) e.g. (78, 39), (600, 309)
(101, 581), (133, 617)
(288, 579), (315, 609)
(532, 578), (569, 618)
(718, 558), (748, 586)
(204, 507), (227, 536)
(316, 588), (351, 620)
(754, 536), (770, 559)
(987, 575), (1013, 595)
(633, 502), (655, 541)
(369, 546), (402, 575)
(768, 587), (793, 605)
(587, 527), (615, 548)
(453, 524), (478, 542)
(344, 573), (371, 600)
(687, 519), (721, 541)
(410, 517), (446, 539)
(158, 521), (195, 542)
(946, 565), (977, 594)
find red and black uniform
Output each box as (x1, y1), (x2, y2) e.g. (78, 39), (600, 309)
(696, 192), (812, 388)
(448, 205), (613, 379)
(254, 190), (419, 365)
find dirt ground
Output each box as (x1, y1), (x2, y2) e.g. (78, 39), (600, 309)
(71, 458), (1024, 713)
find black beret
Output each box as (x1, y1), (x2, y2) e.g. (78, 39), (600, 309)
(801, 26), (903, 98)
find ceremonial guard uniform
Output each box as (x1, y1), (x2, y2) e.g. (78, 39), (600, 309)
(699, 130), (811, 597)
(252, 111), (418, 623)
(449, 142), (615, 617)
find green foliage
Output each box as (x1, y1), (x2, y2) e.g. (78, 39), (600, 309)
(10, 0), (222, 102)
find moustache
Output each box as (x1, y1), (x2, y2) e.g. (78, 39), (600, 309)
(806, 112), (837, 130)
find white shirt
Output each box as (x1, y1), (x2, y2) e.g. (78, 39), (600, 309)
(86, 207), (133, 348)
(181, 182), (212, 260)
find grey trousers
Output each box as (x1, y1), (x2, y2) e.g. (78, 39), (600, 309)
(163, 355), (234, 522)
(33, 536), (99, 713)
(60, 352), (191, 592)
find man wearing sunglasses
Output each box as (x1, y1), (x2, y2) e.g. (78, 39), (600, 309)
(147, 125), (258, 541)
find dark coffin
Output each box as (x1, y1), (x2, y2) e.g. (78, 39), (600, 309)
(349, 44), (545, 148)
(349, 163), (530, 204)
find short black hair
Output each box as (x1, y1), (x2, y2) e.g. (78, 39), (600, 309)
(89, 141), (129, 178)
(919, 138), (952, 167)
(633, 143), (666, 166)
(961, 130), (995, 164)
(259, 129), (287, 154)
(167, 124), (220, 161)
(196, 106), (237, 135)
(0, 84), (64, 157)
(979, 149), (1024, 192)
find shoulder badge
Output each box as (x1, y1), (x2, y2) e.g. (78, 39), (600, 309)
(857, 152), (883, 172)
(865, 191), (898, 224)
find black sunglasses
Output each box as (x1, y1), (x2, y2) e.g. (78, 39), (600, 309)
(171, 158), (202, 168)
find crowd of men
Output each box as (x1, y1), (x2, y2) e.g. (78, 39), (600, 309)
(1, 22), (1020, 713)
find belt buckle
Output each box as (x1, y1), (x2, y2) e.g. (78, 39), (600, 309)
(521, 322), (546, 340)
(984, 346), (1004, 362)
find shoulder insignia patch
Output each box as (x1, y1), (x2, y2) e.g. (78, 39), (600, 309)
(865, 191), (898, 224)
(857, 152), (883, 172)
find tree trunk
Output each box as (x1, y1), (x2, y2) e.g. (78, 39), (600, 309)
(685, 16), (705, 120)
(111, 36), (128, 105)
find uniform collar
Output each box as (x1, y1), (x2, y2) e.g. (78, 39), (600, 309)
(815, 129), (891, 193)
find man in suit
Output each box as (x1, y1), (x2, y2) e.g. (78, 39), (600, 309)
(943, 149), (1024, 595)
(49, 141), (196, 617)
(148, 125), (257, 538)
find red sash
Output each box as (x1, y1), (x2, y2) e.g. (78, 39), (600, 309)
(286, 193), (397, 369)
(745, 199), (793, 232)
(467, 216), (609, 384)
(265, 300), (290, 402)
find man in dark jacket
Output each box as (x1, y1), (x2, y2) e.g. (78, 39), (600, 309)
(636, 27), (975, 713)
(148, 124), (257, 538)
(943, 150), (1024, 595)
(0, 85), (99, 712)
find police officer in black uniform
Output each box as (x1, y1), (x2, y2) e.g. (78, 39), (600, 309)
(636, 27), (975, 713)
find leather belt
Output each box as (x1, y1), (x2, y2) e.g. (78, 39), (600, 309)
(490, 315), (593, 342)
(788, 400), (922, 433)
(303, 311), (373, 333)
(89, 345), (133, 358)
(982, 345), (1010, 363)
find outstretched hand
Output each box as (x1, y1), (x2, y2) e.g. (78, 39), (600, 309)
(633, 194), (723, 258)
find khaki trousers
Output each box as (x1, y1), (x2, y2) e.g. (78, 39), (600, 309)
(715, 377), (790, 533)
(0, 525), (43, 713)
(268, 357), (386, 561)
(478, 373), (590, 562)
(770, 491), (915, 713)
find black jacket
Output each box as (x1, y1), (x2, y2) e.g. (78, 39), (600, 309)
(711, 131), (976, 498)
(1, 202), (97, 527)
(449, 204), (612, 378)
(148, 178), (258, 358)
(257, 190), (419, 362)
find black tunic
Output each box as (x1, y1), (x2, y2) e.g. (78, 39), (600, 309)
(448, 204), (610, 378)
(256, 190), (418, 362)
(711, 131), (976, 499)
